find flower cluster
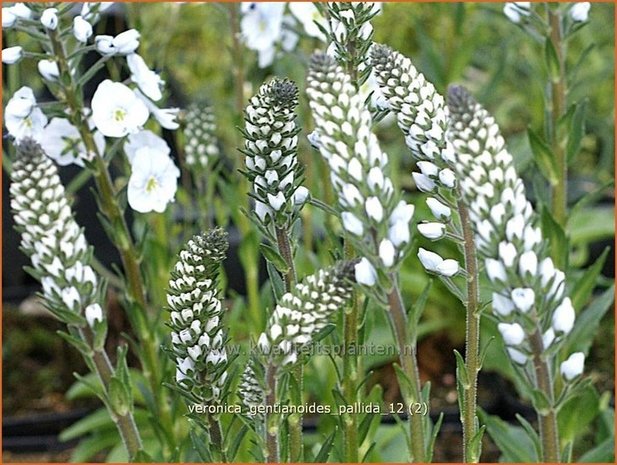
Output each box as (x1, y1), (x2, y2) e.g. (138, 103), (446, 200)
(167, 228), (230, 403)
(307, 52), (414, 295)
(447, 85), (582, 380)
(370, 44), (461, 278)
(183, 103), (220, 171)
(238, 359), (265, 411)
(9, 138), (103, 330)
(256, 260), (357, 366)
(319, 2), (381, 86)
(243, 78), (309, 229)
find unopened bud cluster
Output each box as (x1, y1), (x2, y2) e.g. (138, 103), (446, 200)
(238, 359), (264, 412)
(168, 228), (230, 402)
(183, 103), (220, 170)
(370, 45), (462, 279)
(243, 78), (309, 229)
(447, 86), (581, 380)
(256, 261), (357, 366)
(321, 2), (380, 86)
(9, 138), (103, 329)
(307, 53), (415, 294)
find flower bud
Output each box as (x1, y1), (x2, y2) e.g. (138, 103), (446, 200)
(552, 297), (575, 334)
(342, 211), (364, 236)
(413, 172), (436, 192)
(560, 352), (585, 380)
(2, 46), (23, 65)
(426, 197), (451, 220)
(510, 287), (535, 313)
(418, 248), (442, 273)
(570, 2), (590, 22)
(492, 292), (515, 316)
(40, 8), (59, 30)
(418, 222), (446, 240)
(73, 16), (93, 43)
(485, 258), (507, 283)
(498, 322), (525, 346)
(379, 239), (396, 268)
(355, 257), (377, 286)
(37, 60), (60, 81)
(85, 303), (104, 327)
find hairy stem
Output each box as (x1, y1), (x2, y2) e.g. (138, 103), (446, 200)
(548, 7), (568, 227)
(47, 29), (174, 453)
(457, 199), (482, 462)
(265, 363), (280, 463)
(530, 329), (560, 462)
(207, 415), (227, 462)
(80, 328), (143, 460)
(387, 278), (426, 462)
(275, 227), (303, 461)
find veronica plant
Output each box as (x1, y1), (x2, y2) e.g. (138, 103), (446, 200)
(166, 228), (231, 461)
(9, 138), (144, 461)
(370, 43), (484, 462)
(448, 85), (587, 463)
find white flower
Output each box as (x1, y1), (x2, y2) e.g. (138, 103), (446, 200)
(4, 86), (48, 142)
(267, 192), (286, 211)
(124, 129), (170, 164)
(85, 303), (104, 327)
(510, 287), (535, 313)
(288, 2), (327, 41)
(241, 3), (285, 67)
(40, 118), (105, 166)
(438, 168), (456, 188)
(293, 186), (309, 205)
(127, 147), (180, 213)
(543, 328), (555, 349)
(417, 161), (439, 177)
(37, 59), (60, 81)
(113, 29), (140, 55)
(507, 347), (527, 365)
(127, 53), (163, 101)
(91, 80), (149, 137)
(389, 221), (410, 247)
(560, 352), (585, 381)
(519, 250), (538, 276)
(498, 242), (517, 268)
(492, 292), (515, 316)
(10, 3), (32, 20)
(2, 7), (17, 27)
(437, 259), (459, 277)
(255, 201), (272, 223)
(570, 2), (590, 22)
(426, 197), (451, 220)
(417, 247), (442, 273)
(485, 258), (507, 283)
(342, 183), (363, 207)
(82, 2), (114, 22)
(2, 46), (23, 64)
(379, 239), (396, 267)
(390, 200), (414, 225)
(539, 257), (556, 286)
(134, 89), (179, 130)
(40, 8), (59, 30)
(498, 322), (525, 346)
(503, 3), (531, 23)
(95, 35), (115, 55)
(73, 16), (93, 43)
(355, 257), (377, 286)
(552, 297), (575, 334)
(412, 172), (436, 192)
(365, 196), (384, 222)
(418, 222), (446, 240)
(342, 211), (364, 236)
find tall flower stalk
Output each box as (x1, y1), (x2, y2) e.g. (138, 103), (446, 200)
(9, 139), (144, 460)
(307, 52), (426, 462)
(242, 77), (309, 461)
(166, 228), (231, 461)
(448, 85), (586, 462)
(370, 44), (483, 462)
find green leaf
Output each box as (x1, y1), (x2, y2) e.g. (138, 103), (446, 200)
(528, 128), (559, 185)
(515, 413), (542, 460)
(392, 364), (413, 403)
(453, 349), (468, 425)
(227, 424), (249, 461)
(566, 100), (587, 164)
(480, 410), (538, 462)
(59, 408), (116, 441)
(109, 376), (131, 417)
(467, 424), (486, 463)
(57, 330), (92, 356)
(259, 242), (290, 274)
(564, 285), (614, 356)
(70, 430), (118, 462)
(530, 389), (551, 415)
(558, 383), (600, 444)
(266, 260), (285, 302)
(314, 430), (337, 462)
(544, 38), (560, 81)
(409, 280), (432, 327)
(569, 206), (615, 246)
(426, 412), (444, 463)
(570, 248), (609, 309)
(577, 437), (615, 463)
(541, 206), (568, 270)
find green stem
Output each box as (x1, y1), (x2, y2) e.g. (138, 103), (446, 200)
(80, 328), (143, 460)
(275, 227), (303, 462)
(530, 329), (560, 462)
(457, 199), (482, 463)
(387, 277), (426, 462)
(265, 363), (280, 463)
(548, 7), (568, 227)
(207, 416), (227, 462)
(47, 29), (175, 454)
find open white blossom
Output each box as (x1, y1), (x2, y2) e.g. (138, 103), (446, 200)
(127, 147), (180, 213)
(240, 2), (285, 68)
(4, 87), (48, 142)
(288, 2), (327, 41)
(95, 29), (140, 56)
(135, 89), (179, 130)
(91, 80), (149, 137)
(40, 118), (105, 166)
(127, 53), (163, 101)
(124, 129), (170, 164)
(85, 303), (103, 328)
